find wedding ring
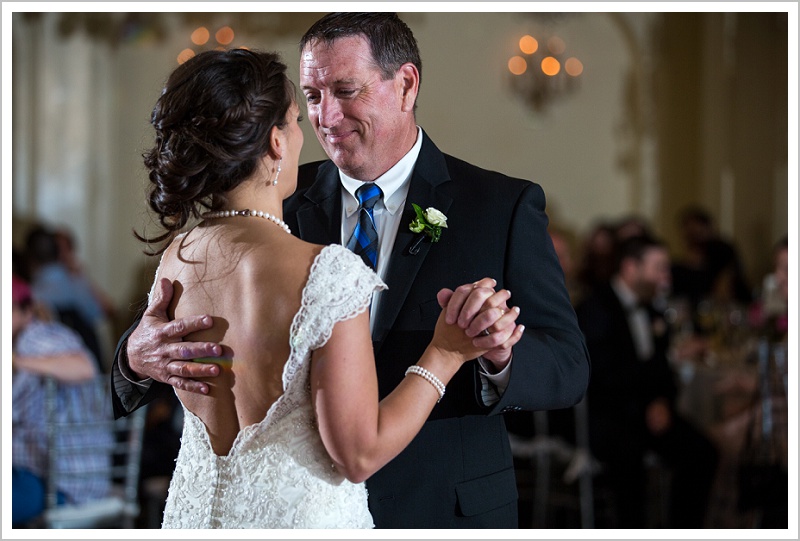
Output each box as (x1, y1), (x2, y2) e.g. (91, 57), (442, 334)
(481, 329), (491, 336)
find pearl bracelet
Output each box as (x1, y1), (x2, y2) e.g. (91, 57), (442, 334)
(405, 365), (445, 403)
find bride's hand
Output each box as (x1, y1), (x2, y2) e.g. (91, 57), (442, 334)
(432, 279), (522, 364)
(440, 277), (524, 371)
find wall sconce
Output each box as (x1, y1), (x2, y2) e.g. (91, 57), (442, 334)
(177, 25), (237, 64)
(508, 34), (583, 113)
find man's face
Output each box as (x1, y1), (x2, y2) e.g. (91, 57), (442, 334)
(638, 246), (672, 300)
(300, 35), (417, 181)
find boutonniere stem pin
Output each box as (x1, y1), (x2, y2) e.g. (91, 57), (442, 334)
(408, 204), (448, 255)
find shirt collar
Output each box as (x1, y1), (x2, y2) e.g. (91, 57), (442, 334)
(340, 127), (423, 217)
(611, 276), (640, 312)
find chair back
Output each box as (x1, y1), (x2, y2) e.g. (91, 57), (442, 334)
(40, 376), (146, 529)
(507, 398), (598, 528)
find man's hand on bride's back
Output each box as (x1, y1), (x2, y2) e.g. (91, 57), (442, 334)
(127, 277), (222, 394)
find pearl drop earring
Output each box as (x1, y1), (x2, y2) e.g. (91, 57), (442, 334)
(272, 159), (282, 186)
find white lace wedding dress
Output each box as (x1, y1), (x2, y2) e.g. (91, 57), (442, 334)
(160, 244), (385, 528)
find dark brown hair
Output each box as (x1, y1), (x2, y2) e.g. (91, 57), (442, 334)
(616, 234), (666, 271)
(300, 13), (422, 92)
(137, 48), (294, 253)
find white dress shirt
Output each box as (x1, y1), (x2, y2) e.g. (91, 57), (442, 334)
(611, 276), (654, 361)
(338, 127), (511, 402)
(339, 128), (422, 329)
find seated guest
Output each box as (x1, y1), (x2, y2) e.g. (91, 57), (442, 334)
(23, 225), (107, 369)
(549, 225), (579, 303)
(575, 221), (618, 304)
(671, 205), (752, 313)
(748, 235), (788, 341)
(575, 235), (719, 528)
(12, 275), (113, 526)
(53, 225), (118, 323)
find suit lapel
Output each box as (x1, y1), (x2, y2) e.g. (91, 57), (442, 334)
(293, 134), (453, 350)
(372, 133), (453, 348)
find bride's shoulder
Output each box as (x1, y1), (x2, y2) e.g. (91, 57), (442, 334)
(148, 232), (188, 276)
(297, 246), (384, 331)
(311, 244), (372, 277)
(305, 244), (385, 297)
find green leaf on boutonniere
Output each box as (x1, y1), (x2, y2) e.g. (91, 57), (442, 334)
(408, 203), (447, 243)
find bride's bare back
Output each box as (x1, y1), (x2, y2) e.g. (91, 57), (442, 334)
(156, 219), (323, 456)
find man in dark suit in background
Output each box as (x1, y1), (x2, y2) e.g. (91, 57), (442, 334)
(576, 234), (718, 528)
(111, 13), (589, 528)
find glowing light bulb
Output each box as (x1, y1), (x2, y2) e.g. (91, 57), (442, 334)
(191, 27), (210, 46)
(519, 35), (538, 55)
(547, 36), (566, 55)
(177, 48), (195, 64)
(216, 26), (234, 45)
(541, 56), (561, 76)
(565, 57), (583, 76)
(508, 56), (528, 75)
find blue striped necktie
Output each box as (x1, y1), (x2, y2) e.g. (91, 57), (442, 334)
(346, 183), (382, 270)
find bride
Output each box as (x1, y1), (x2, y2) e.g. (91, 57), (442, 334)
(136, 49), (522, 528)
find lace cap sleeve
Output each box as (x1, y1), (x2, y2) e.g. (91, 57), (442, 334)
(290, 244), (387, 353)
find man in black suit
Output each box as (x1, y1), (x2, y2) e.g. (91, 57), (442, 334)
(575, 234), (718, 528)
(111, 13), (589, 528)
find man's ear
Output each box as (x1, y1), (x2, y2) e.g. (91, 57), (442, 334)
(397, 63), (420, 113)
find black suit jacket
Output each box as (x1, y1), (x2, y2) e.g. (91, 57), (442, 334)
(575, 282), (676, 462)
(111, 131), (590, 528)
(284, 132), (589, 526)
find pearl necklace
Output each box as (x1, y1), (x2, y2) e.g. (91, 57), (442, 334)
(200, 209), (291, 235)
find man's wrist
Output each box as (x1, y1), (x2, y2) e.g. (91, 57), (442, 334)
(478, 354), (513, 377)
(119, 340), (152, 387)
(480, 353), (512, 374)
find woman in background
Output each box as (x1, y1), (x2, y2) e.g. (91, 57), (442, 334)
(12, 275), (112, 526)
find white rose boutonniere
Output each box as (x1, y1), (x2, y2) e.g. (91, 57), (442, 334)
(409, 203), (448, 243)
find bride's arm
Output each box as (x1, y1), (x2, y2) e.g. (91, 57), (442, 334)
(310, 287), (522, 484)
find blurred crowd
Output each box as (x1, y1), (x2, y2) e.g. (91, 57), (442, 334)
(510, 205), (788, 529)
(12, 222), (183, 528)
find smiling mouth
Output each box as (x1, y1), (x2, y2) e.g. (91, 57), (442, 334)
(323, 131), (354, 144)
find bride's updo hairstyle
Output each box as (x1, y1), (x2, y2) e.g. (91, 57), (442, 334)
(137, 48), (294, 253)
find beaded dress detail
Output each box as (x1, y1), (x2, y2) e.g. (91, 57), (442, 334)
(160, 244), (386, 528)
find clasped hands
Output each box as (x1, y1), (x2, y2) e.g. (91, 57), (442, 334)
(127, 277), (520, 395)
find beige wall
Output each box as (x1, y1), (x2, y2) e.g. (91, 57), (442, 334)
(654, 12), (789, 283)
(10, 11), (791, 332)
